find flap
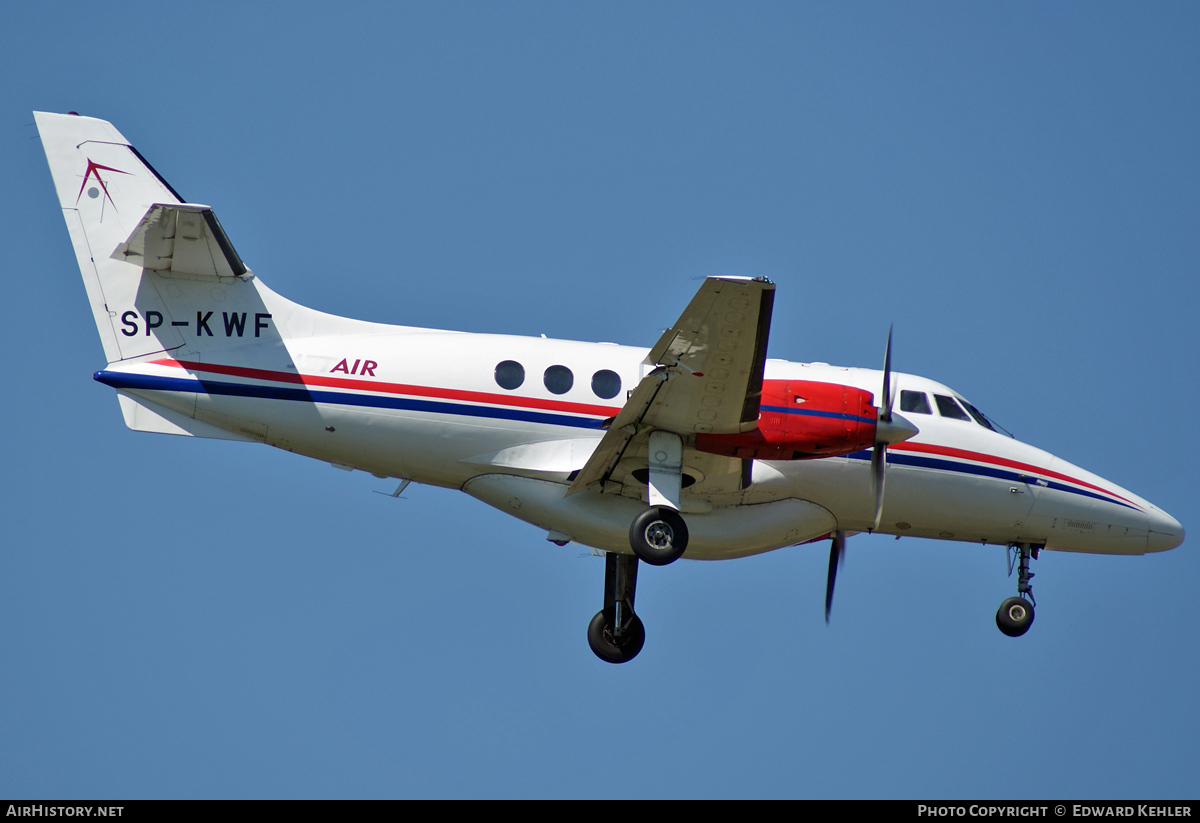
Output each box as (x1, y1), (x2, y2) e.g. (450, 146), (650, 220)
(113, 203), (249, 279)
(565, 366), (674, 495)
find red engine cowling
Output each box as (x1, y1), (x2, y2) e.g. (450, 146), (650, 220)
(694, 379), (878, 460)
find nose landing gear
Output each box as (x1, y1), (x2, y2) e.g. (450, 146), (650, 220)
(996, 543), (1039, 637)
(587, 552), (645, 663)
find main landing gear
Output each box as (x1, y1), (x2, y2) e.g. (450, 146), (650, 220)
(628, 430), (690, 566)
(588, 552), (645, 663)
(588, 486), (688, 664)
(629, 506), (689, 566)
(996, 542), (1039, 637)
(588, 430), (688, 662)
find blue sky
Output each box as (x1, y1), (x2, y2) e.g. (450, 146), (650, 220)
(2, 2), (1197, 798)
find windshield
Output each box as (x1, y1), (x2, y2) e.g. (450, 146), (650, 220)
(959, 399), (1013, 437)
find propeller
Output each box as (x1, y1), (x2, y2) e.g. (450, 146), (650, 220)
(869, 326), (918, 530)
(827, 328), (917, 624)
(825, 529), (846, 623)
(870, 326), (896, 531)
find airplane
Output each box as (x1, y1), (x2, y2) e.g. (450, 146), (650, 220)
(35, 111), (1185, 663)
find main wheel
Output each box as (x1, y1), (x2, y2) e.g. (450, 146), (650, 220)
(629, 506), (689, 566)
(996, 596), (1035, 637)
(587, 610), (646, 664)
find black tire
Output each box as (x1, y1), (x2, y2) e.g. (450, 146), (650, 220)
(587, 610), (646, 664)
(629, 506), (689, 566)
(996, 596), (1035, 637)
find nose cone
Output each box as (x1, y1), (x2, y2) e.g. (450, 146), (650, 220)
(877, 412), (920, 445)
(1147, 508), (1185, 553)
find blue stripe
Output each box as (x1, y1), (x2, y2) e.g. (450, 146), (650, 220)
(96, 371), (604, 430)
(759, 405), (877, 425)
(845, 449), (1139, 511)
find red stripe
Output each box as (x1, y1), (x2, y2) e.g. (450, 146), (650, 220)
(893, 441), (1138, 508)
(144, 359), (1135, 507)
(149, 358), (620, 418)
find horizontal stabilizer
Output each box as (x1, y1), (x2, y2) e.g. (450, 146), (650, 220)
(113, 203), (249, 279)
(116, 391), (256, 442)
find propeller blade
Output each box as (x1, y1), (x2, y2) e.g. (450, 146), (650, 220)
(871, 443), (886, 530)
(871, 326), (895, 531)
(880, 324), (894, 423)
(825, 529), (846, 623)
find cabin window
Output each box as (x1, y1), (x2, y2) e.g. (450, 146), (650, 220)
(900, 390), (931, 414)
(962, 400), (998, 432)
(544, 365), (574, 395)
(494, 360), (525, 390)
(591, 369), (621, 400)
(934, 394), (971, 421)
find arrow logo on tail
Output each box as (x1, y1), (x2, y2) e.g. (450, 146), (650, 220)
(76, 158), (130, 208)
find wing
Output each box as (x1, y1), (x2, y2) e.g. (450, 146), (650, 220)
(566, 276), (774, 497)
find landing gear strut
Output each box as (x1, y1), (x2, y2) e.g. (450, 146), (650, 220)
(587, 552), (645, 663)
(628, 430), (689, 566)
(996, 543), (1039, 637)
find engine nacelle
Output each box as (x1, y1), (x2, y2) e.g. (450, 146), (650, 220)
(695, 379), (877, 460)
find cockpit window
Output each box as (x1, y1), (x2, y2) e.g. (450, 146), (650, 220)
(934, 394), (971, 421)
(900, 390), (931, 414)
(960, 399), (1015, 436)
(961, 400), (997, 432)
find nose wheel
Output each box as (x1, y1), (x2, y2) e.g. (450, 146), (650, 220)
(996, 596), (1035, 637)
(996, 543), (1039, 637)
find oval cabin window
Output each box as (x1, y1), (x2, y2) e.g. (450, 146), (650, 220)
(591, 369), (621, 400)
(543, 365), (574, 395)
(494, 360), (525, 390)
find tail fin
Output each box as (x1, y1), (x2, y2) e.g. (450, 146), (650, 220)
(35, 111), (228, 363)
(38, 112), (395, 441)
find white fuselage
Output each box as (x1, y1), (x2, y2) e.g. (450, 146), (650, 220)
(95, 278), (1183, 561)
